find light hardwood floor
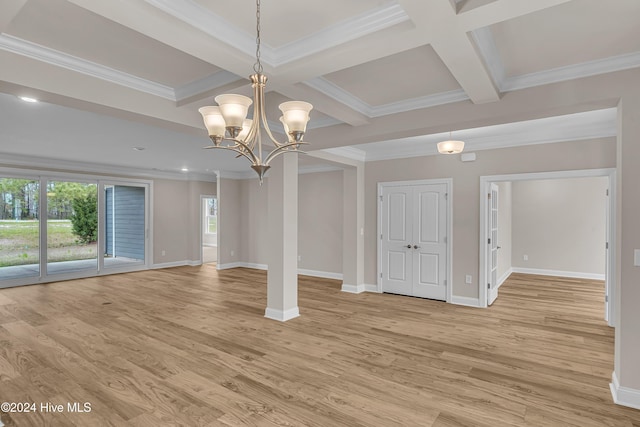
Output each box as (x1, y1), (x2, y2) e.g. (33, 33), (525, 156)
(0, 268), (639, 426)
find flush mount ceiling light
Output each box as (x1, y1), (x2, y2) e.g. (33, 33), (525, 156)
(437, 131), (465, 154)
(198, 0), (313, 183)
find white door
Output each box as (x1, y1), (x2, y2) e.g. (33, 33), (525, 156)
(487, 183), (499, 305)
(381, 183), (448, 300)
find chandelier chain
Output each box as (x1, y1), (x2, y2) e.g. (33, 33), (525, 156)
(253, 0), (263, 74)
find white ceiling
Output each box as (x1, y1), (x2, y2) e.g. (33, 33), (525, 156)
(0, 0), (637, 178)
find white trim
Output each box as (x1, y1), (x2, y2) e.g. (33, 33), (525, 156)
(174, 71), (241, 101)
(497, 267), (513, 288)
(299, 269), (343, 280)
(0, 34), (175, 100)
(502, 51), (640, 93)
(152, 261), (189, 269)
(264, 307), (300, 322)
(377, 178), (453, 303)
(298, 165), (344, 175)
(145, 0), (408, 67)
(611, 372), (640, 410)
(365, 284), (380, 293)
(322, 147), (368, 162)
(479, 168), (616, 325)
(451, 296), (482, 308)
(471, 27), (505, 88)
(341, 284), (366, 294)
(243, 263), (268, 270)
(304, 77), (469, 118)
(187, 260), (202, 267)
(216, 262), (243, 270)
(511, 267), (605, 281)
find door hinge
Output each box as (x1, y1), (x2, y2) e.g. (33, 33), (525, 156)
(379, 195), (383, 202)
(606, 242), (609, 249)
(488, 283), (491, 289)
(380, 233), (383, 240)
(606, 189), (609, 196)
(605, 295), (609, 302)
(445, 192), (448, 200)
(488, 193), (491, 199)
(488, 238), (491, 245)
(380, 272), (383, 278)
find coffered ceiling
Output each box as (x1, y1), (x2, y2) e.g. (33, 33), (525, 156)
(0, 0), (638, 177)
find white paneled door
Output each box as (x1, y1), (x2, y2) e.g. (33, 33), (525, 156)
(380, 182), (448, 301)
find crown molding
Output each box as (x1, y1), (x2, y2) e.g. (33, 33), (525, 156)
(174, 70), (242, 101)
(144, 0), (408, 67)
(359, 108), (617, 162)
(304, 77), (470, 118)
(271, 3), (409, 66)
(321, 146), (367, 162)
(501, 50), (640, 92)
(0, 33), (176, 100)
(298, 164), (343, 175)
(0, 152), (212, 181)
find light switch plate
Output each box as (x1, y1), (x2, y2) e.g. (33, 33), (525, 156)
(635, 249), (640, 267)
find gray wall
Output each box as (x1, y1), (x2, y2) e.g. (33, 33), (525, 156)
(511, 177), (607, 276)
(364, 137), (616, 299)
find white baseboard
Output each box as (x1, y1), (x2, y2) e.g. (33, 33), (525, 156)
(187, 260), (202, 267)
(152, 261), (188, 269)
(216, 262), (243, 270)
(451, 295), (482, 308)
(497, 267), (513, 287)
(365, 284), (380, 293)
(299, 269), (343, 280)
(611, 371), (640, 410)
(264, 307), (300, 322)
(243, 262), (268, 270)
(341, 283), (366, 293)
(511, 267), (605, 280)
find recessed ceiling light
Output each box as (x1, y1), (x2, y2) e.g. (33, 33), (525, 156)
(19, 96), (39, 103)
(132, 147), (145, 151)
(181, 168), (189, 172)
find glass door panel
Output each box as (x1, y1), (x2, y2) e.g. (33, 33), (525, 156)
(46, 180), (97, 275)
(103, 184), (146, 268)
(0, 177), (40, 280)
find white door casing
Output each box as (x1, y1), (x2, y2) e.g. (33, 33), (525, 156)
(487, 183), (499, 305)
(379, 180), (450, 301)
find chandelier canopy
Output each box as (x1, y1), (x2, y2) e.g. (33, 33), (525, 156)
(198, 0), (313, 182)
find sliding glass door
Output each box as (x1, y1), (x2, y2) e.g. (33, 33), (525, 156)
(0, 171), (150, 287)
(0, 177), (40, 281)
(46, 180), (98, 275)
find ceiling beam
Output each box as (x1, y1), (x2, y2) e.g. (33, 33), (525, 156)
(457, 0), (574, 31)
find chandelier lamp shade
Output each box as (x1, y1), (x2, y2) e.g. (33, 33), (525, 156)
(437, 132), (465, 154)
(198, 0), (313, 182)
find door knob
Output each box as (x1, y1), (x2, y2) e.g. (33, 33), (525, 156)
(413, 245), (419, 249)
(406, 245), (412, 249)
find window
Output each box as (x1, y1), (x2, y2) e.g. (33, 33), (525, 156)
(205, 197), (217, 235)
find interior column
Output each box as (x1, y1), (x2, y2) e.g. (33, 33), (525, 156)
(265, 153), (300, 321)
(342, 164), (366, 293)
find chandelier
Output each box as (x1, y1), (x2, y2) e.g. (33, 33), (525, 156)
(198, 0), (313, 182)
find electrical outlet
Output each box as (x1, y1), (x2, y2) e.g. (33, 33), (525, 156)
(230, 250), (234, 257)
(161, 250), (166, 256)
(465, 275), (472, 284)
(523, 254), (528, 261)
(298, 255), (301, 261)
(635, 249), (640, 267)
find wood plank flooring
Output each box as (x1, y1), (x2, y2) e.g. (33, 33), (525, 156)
(0, 268), (639, 426)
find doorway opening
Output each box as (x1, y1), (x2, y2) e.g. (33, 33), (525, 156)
(201, 196), (217, 264)
(479, 168), (616, 327)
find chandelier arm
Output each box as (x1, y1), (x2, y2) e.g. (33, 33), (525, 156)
(263, 142), (308, 166)
(206, 138), (261, 165)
